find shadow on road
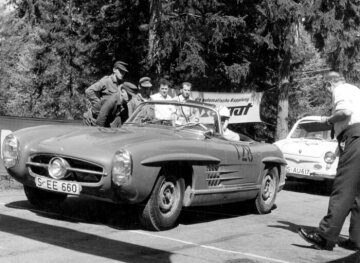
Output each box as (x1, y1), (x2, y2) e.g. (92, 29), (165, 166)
(6, 196), (268, 229)
(0, 213), (172, 263)
(179, 200), (261, 225)
(6, 197), (141, 230)
(284, 179), (333, 196)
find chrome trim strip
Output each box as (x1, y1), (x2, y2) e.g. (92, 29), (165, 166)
(206, 176), (243, 181)
(67, 167), (106, 176)
(26, 162), (49, 168)
(194, 184), (260, 194)
(26, 162), (107, 176)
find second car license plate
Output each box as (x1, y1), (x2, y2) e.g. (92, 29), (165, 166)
(35, 176), (81, 195)
(286, 166), (311, 176)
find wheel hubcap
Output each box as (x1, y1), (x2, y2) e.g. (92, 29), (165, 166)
(262, 174), (275, 203)
(159, 181), (177, 213)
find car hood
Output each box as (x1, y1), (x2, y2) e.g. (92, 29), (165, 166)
(34, 125), (184, 151)
(275, 138), (337, 158)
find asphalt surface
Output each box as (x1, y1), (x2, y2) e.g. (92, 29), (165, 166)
(0, 180), (359, 263)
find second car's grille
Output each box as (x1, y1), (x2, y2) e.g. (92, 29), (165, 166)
(27, 154), (106, 183)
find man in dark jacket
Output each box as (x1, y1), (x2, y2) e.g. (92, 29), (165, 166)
(95, 82), (138, 127)
(83, 61), (128, 125)
(127, 77), (153, 116)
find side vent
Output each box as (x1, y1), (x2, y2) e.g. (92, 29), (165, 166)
(206, 164), (220, 187)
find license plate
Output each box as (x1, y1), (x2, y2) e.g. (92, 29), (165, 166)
(286, 166), (311, 176)
(35, 176), (81, 195)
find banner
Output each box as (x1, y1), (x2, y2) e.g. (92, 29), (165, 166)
(191, 92), (263, 124)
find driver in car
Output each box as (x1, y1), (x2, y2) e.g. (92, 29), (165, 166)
(219, 107), (240, 141)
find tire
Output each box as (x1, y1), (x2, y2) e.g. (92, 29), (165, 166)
(138, 172), (185, 231)
(24, 185), (67, 210)
(255, 166), (279, 214)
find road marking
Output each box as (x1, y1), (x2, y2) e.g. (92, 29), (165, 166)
(130, 230), (291, 263)
(1, 202), (290, 263)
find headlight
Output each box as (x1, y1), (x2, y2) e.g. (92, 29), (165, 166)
(2, 134), (20, 168)
(112, 149), (132, 186)
(324, 151), (336, 164)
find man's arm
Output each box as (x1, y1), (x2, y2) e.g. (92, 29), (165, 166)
(95, 96), (116, 127)
(326, 110), (352, 124)
(86, 79), (105, 107)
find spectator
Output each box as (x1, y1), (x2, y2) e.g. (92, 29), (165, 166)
(127, 77), (153, 116)
(150, 78), (174, 120)
(83, 61), (128, 126)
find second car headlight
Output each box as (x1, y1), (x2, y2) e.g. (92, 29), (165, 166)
(324, 151), (336, 164)
(2, 134), (20, 168)
(112, 149), (132, 186)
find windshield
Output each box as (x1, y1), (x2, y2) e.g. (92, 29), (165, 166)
(290, 121), (334, 141)
(126, 101), (220, 133)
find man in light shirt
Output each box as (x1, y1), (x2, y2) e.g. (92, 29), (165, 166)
(173, 82), (199, 124)
(298, 71), (360, 251)
(150, 78), (174, 120)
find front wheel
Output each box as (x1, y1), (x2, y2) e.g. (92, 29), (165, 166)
(255, 166), (279, 214)
(24, 185), (67, 210)
(138, 173), (185, 231)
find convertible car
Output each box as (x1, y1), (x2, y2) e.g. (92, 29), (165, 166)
(1, 101), (286, 231)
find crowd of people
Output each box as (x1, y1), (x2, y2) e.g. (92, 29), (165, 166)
(82, 61), (239, 141)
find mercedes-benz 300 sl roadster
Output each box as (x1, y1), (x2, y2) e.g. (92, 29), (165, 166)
(1, 101), (286, 230)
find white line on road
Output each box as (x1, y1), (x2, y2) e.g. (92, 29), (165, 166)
(1, 202), (290, 263)
(130, 230), (291, 263)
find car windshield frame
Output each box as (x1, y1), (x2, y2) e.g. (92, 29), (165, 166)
(289, 120), (335, 141)
(125, 100), (221, 133)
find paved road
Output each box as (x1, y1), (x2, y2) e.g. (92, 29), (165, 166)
(0, 181), (359, 263)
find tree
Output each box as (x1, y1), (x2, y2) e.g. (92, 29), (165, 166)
(305, 0), (360, 83)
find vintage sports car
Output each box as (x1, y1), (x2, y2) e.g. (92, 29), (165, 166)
(274, 116), (338, 182)
(1, 100), (286, 231)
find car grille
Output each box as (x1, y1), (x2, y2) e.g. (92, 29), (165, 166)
(206, 164), (221, 187)
(26, 154), (106, 183)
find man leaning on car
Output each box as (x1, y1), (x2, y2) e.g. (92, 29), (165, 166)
(83, 61), (128, 126)
(298, 71), (360, 251)
(95, 82), (138, 128)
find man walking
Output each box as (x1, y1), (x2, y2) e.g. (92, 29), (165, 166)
(83, 61), (128, 125)
(298, 71), (360, 251)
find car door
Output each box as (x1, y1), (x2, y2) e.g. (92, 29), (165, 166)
(205, 134), (260, 187)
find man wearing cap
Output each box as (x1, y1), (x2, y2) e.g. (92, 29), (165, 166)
(83, 61), (128, 125)
(219, 107), (240, 141)
(95, 82), (137, 127)
(298, 71), (360, 251)
(127, 77), (153, 116)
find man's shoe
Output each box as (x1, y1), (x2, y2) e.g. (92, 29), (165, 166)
(298, 228), (335, 251)
(338, 239), (360, 251)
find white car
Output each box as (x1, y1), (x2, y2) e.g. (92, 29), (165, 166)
(274, 116), (338, 181)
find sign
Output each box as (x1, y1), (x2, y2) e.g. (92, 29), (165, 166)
(191, 92), (263, 123)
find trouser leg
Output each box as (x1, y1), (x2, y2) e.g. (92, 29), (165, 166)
(349, 195), (360, 246)
(319, 136), (360, 242)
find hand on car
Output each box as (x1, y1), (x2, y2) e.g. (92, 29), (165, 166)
(83, 110), (96, 126)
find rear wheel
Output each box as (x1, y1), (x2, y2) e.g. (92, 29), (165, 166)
(255, 166), (279, 214)
(138, 172), (185, 231)
(24, 185), (67, 210)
